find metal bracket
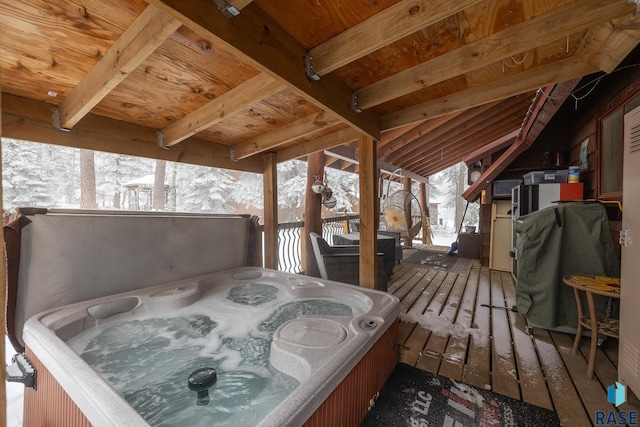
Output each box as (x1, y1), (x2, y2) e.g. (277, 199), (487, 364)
(157, 131), (169, 150)
(629, 0), (640, 18)
(304, 53), (321, 81)
(229, 147), (238, 162)
(213, 0), (240, 17)
(7, 353), (37, 389)
(51, 108), (71, 132)
(351, 93), (362, 113)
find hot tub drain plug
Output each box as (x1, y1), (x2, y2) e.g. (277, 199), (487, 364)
(188, 367), (217, 405)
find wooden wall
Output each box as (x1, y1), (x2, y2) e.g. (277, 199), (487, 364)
(485, 49), (640, 266)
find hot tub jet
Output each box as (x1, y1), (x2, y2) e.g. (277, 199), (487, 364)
(188, 367), (217, 406)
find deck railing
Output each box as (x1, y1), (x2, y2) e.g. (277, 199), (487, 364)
(257, 214), (360, 274)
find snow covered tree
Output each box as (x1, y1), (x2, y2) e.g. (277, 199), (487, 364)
(80, 149), (98, 209)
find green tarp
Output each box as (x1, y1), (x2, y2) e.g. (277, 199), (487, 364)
(515, 203), (620, 329)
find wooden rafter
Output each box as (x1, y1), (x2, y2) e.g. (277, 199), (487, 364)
(231, 111), (342, 160)
(381, 57), (598, 130)
(307, 0), (481, 76)
(357, 0), (635, 111)
(411, 116), (526, 177)
(386, 100), (509, 164)
(277, 127), (359, 163)
(378, 112), (464, 158)
(161, 73), (283, 147)
(58, 5), (182, 129)
(147, 0), (381, 140)
(461, 129), (520, 165)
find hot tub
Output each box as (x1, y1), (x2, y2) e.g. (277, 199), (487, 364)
(21, 267), (399, 426)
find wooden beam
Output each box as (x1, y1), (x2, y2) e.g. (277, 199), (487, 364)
(58, 5), (181, 129)
(304, 152), (325, 277)
(226, 0), (253, 11)
(262, 152), (278, 269)
(277, 127), (359, 163)
(2, 94), (263, 173)
(323, 145), (430, 184)
(576, 16), (640, 73)
(357, 0), (635, 110)
(0, 64), (7, 427)
(147, 0), (380, 140)
(231, 111), (341, 160)
(308, 0), (482, 76)
(359, 133), (378, 289)
(161, 73), (283, 147)
(381, 57), (597, 129)
(462, 129), (520, 165)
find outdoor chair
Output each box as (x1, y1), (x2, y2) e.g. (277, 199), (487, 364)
(376, 230), (403, 264)
(309, 232), (387, 291)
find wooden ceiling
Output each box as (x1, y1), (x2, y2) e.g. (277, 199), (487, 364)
(2, 0), (640, 180)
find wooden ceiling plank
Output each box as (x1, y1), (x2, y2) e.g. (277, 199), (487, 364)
(232, 111), (342, 160)
(146, 0), (380, 139)
(356, 0), (635, 110)
(161, 73), (283, 147)
(58, 5), (182, 129)
(308, 0), (482, 76)
(381, 57), (598, 129)
(277, 127), (360, 163)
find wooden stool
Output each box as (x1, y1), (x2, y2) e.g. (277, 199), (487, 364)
(562, 275), (620, 379)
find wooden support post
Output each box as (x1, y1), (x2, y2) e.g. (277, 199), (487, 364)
(262, 152), (278, 269)
(420, 181), (432, 245)
(359, 134), (378, 289)
(0, 72), (7, 427)
(304, 152), (325, 277)
(402, 177), (412, 247)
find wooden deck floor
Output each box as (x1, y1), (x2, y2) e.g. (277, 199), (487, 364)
(389, 246), (638, 426)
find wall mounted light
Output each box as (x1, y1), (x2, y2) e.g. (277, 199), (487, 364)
(311, 179), (326, 194)
(321, 187), (337, 209)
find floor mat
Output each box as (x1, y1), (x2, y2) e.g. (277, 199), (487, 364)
(362, 363), (560, 427)
(402, 249), (473, 274)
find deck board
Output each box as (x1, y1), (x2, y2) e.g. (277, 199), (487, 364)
(387, 249), (629, 427)
(535, 329), (593, 426)
(502, 271), (554, 410)
(463, 266), (492, 391)
(417, 273), (467, 373)
(439, 267), (480, 380)
(489, 269), (521, 400)
(551, 331), (612, 425)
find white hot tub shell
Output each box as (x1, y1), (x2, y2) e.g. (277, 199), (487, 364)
(22, 267), (399, 426)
